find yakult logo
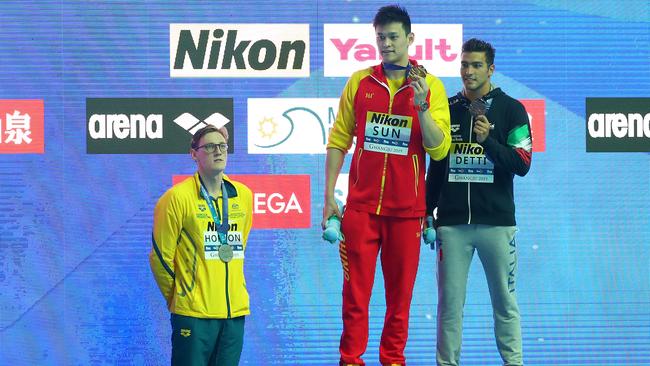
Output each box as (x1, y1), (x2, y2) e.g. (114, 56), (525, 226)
(324, 24), (462, 77)
(173, 174), (311, 229)
(171, 24), (310, 78)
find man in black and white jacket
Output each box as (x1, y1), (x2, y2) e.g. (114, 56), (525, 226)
(426, 38), (532, 366)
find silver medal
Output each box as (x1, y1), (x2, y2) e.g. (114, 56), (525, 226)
(218, 244), (234, 262)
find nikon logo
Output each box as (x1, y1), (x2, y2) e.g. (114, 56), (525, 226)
(370, 113), (408, 127)
(586, 98), (650, 152)
(170, 24), (310, 78)
(453, 143), (484, 155)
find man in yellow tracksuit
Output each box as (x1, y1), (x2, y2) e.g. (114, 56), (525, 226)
(150, 125), (253, 366)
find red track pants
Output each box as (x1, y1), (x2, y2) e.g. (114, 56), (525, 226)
(338, 208), (422, 366)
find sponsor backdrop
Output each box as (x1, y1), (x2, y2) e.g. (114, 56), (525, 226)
(0, 1), (648, 365)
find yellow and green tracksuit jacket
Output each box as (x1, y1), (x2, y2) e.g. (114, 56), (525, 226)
(149, 172), (253, 319)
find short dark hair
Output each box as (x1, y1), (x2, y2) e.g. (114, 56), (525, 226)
(462, 38), (496, 65)
(373, 5), (411, 35)
(191, 125), (229, 149)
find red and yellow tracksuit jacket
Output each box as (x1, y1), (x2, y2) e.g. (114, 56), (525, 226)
(327, 60), (451, 217)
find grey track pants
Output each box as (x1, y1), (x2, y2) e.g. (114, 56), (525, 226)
(436, 224), (522, 366)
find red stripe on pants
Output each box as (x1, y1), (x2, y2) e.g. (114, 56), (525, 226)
(339, 209), (422, 365)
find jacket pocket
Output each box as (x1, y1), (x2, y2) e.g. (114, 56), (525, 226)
(411, 154), (419, 197)
(352, 148), (364, 186)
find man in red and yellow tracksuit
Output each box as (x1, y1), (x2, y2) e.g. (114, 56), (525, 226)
(322, 6), (451, 366)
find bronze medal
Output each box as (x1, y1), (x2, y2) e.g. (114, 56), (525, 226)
(469, 99), (488, 118)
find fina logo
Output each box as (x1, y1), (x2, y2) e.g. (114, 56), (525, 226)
(255, 108), (326, 148)
(247, 98), (342, 154)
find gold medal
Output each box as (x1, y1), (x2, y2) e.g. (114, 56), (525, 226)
(408, 65), (427, 79)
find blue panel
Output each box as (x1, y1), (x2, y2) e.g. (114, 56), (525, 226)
(0, 1), (648, 365)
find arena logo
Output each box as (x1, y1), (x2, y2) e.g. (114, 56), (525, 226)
(0, 99), (44, 154)
(248, 98), (348, 154)
(589, 113), (650, 137)
(586, 98), (650, 152)
(87, 98), (233, 154)
(171, 24), (310, 78)
(324, 24), (462, 77)
(173, 174), (311, 229)
(88, 114), (163, 140)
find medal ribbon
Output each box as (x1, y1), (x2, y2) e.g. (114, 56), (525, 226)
(383, 62), (411, 78)
(199, 176), (229, 245)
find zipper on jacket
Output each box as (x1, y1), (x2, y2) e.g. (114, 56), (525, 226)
(375, 153), (389, 215)
(467, 115), (473, 224)
(370, 74), (410, 113)
(225, 262), (231, 318)
(370, 75), (410, 215)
